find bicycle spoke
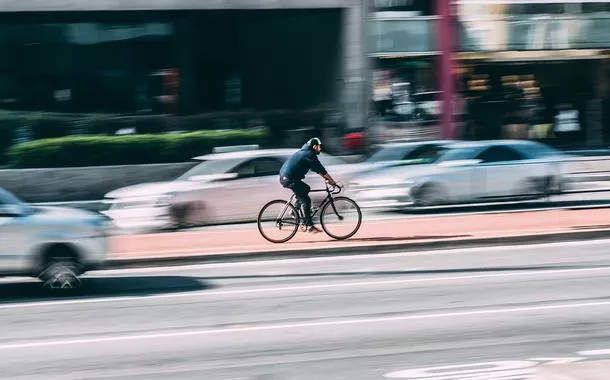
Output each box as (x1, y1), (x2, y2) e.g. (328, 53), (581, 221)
(258, 200), (300, 243)
(320, 196), (362, 240)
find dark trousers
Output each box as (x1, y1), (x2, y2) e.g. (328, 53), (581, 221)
(280, 176), (313, 226)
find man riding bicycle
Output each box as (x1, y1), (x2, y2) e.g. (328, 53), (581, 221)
(279, 137), (337, 233)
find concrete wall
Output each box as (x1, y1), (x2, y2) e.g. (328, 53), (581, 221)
(0, 162), (197, 202)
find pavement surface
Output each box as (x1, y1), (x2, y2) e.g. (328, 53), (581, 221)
(535, 360), (610, 379)
(3, 239), (610, 379)
(107, 208), (610, 265)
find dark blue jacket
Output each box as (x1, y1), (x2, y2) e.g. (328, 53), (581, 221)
(279, 144), (327, 181)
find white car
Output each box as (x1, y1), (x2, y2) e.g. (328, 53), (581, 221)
(0, 188), (110, 288)
(349, 140), (569, 209)
(102, 148), (347, 231)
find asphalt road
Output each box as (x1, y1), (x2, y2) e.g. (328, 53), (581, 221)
(4, 239), (610, 379)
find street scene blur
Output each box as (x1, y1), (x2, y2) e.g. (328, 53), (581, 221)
(2, 0), (610, 378)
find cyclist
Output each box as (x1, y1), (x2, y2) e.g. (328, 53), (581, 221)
(279, 137), (337, 233)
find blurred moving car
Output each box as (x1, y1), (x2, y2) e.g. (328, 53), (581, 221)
(102, 148), (347, 231)
(349, 140), (569, 209)
(0, 188), (109, 288)
(330, 139), (455, 178)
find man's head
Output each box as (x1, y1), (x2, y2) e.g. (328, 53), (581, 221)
(307, 137), (322, 155)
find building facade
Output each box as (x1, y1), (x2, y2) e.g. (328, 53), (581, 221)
(0, 0), (370, 145)
(371, 0), (610, 146)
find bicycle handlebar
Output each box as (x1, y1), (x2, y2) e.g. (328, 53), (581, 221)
(325, 181), (343, 194)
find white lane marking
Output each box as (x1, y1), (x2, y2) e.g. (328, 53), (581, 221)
(578, 349), (610, 356)
(3, 300), (610, 350)
(385, 360), (537, 379)
(527, 357), (584, 365)
(3, 266), (610, 310)
(96, 238), (610, 275)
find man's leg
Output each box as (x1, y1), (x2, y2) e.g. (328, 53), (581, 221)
(291, 180), (313, 226)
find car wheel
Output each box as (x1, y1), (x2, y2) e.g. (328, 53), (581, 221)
(415, 183), (446, 207)
(169, 203), (191, 230)
(39, 245), (83, 290)
(169, 202), (204, 230)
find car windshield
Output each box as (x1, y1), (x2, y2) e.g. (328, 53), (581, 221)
(436, 147), (481, 162)
(367, 144), (448, 164)
(367, 146), (413, 163)
(0, 188), (28, 211)
(176, 158), (244, 180)
(518, 142), (562, 158)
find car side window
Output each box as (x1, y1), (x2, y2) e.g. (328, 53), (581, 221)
(406, 145), (444, 161)
(254, 158), (283, 177)
(231, 159), (256, 178)
(477, 146), (525, 163)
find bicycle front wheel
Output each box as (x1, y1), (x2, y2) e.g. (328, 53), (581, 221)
(320, 196), (362, 240)
(257, 200), (300, 243)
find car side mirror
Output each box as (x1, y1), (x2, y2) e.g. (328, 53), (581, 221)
(0, 204), (24, 217)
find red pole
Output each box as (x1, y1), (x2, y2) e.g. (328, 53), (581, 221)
(437, 0), (456, 139)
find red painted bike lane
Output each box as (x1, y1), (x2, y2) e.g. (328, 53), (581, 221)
(107, 208), (610, 260)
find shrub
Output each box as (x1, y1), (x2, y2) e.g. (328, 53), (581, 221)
(8, 127), (269, 168)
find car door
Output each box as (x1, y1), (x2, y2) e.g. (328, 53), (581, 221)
(219, 157), (285, 222)
(252, 157), (288, 209)
(0, 202), (24, 273)
(476, 145), (529, 198)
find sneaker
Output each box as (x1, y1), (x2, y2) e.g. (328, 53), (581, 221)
(306, 225), (322, 234)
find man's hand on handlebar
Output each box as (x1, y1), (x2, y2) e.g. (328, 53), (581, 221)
(322, 173), (337, 187)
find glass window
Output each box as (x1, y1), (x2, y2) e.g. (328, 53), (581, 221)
(513, 142), (560, 159)
(0, 18), (176, 114)
(0, 188), (24, 206)
(407, 144), (449, 162)
(177, 159), (243, 180)
(437, 146), (482, 162)
(372, 0), (434, 15)
(476, 146), (525, 163)
(254, 157), (283, 176)
(367, 145), (411, 163)
(232, 159), (257, 177)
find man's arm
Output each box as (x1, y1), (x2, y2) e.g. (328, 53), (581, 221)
(321, 172), (337, 186)
(310, 156), (337, 186)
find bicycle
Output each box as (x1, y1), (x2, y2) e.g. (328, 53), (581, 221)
(257, 182), (362, 243)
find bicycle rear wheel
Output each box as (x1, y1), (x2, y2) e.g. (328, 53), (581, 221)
(257, 200), (300, 243)
(320, 196), (362, 240)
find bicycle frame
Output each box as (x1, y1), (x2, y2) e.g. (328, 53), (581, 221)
(277, 184), (343, 225)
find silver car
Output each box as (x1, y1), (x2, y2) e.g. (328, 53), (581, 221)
(102, 148), (347, 231)
(0, 188), (109, 288)
(350, 140), (569, 209)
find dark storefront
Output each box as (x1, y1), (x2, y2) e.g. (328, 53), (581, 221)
(0, 10), (342, 117)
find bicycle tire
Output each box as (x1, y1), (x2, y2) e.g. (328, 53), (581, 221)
(257, 200), (300, 243)
(320, 196), (362, 240)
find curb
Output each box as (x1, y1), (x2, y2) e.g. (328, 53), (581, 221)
(103, 228), (610, 269)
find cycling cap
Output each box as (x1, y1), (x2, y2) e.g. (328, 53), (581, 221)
(308, 137), (322, 147)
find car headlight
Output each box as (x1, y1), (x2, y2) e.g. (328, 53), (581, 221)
(85, 216), (114, 237)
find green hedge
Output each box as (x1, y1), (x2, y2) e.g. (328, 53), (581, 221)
(8, 128), (269, 168)
(0, 108), (336, 165)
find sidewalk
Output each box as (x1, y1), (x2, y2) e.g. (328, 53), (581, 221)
(107, 208), (610, 265)
(535, 360), (610, 379)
